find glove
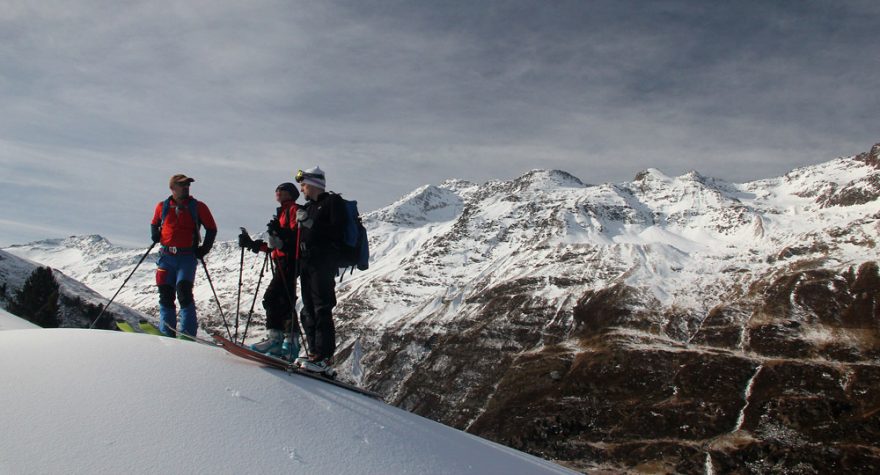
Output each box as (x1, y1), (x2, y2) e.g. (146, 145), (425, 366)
(267, 217), (282, 235)
(238, 231), (254, 249)
(195, 245), (211, 259)
(267, 234), (284, 250)
(296, 209), (312, 228)
(250, 239), (265, 253)
(150, 225), (161, 243)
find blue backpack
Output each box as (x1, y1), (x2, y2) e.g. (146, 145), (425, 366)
(335, 195), (370, 275)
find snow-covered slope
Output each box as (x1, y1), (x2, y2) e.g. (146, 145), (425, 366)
(0, 308), (39, 330)
(0, 326), (574, 474)
(0, 249), (146, 328)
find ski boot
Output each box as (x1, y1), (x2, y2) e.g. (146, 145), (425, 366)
(300, 357), (337, 379)
(280, 334), (301, 362)
(250, 329), (284, 356)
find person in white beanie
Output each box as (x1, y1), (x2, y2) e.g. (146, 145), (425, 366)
(297, 166), (327, 189)
(293, 166), (346, 374)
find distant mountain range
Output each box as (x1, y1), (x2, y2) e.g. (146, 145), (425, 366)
(4, 142), (879, 473)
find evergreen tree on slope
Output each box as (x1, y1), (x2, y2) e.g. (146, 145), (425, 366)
(8, 267), (60, 328)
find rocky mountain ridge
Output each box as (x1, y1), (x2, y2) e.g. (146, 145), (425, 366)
(4, 143), (879, 473)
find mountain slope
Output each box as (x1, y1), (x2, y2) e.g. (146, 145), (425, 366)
(5, 143), (880, 472)
(0, 248), (146, 328)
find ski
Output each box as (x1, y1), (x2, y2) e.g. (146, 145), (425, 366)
(211, 332), (381, 400)
(138, 320), (164, 336)
(163, 324), (217, 344)
(115, 320), (136, 333)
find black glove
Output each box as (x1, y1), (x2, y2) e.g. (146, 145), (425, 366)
(195, 245), (211, 259)
(267, 217), (282, 235)
(150, 224), (161, 244)
(238, 231), (254, 249)
(250, 239), (265, 253)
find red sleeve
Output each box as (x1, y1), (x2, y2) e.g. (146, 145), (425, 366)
(286, 204), (298, 231)
(151, 202), (163, 225)
(197, 201), (217, 231)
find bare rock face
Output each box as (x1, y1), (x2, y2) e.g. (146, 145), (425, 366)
(337, 256), (880, 474)
(454, 262), (880, 474)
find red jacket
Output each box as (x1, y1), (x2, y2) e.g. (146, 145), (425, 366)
(262, 200), (298, 260)
(151, 197), (218, 248)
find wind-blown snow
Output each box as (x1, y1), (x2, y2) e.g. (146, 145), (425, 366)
(0, 318), (573, 474)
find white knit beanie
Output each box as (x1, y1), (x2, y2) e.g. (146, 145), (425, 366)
(301, 166), (326, 189)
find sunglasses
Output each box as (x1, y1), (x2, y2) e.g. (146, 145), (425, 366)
(295, 170), (324, 183)
(174, 182), (191, 187)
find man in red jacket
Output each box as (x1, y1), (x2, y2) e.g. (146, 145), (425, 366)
(150, 174), (217, 338)
(238, 182), (301, 359)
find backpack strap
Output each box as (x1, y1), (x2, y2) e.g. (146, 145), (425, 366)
(159, 197), (201, 247)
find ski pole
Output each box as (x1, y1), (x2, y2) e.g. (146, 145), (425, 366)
(89, 242), (157, 329)
(282, 224), (309, 357)
(199, 257), (234, 340)
(234, 229), (246, 341)
(278, 256), (308, 358)
(240, 251), (269, 344)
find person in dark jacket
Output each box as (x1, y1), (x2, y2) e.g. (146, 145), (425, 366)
(238, 183), (301, 359)
(150, 174), (217, 338)
(294, 166), (345, 374)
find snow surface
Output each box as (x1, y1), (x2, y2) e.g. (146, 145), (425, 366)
(0, 308), (38, 330)
(0, 314), (574, 474)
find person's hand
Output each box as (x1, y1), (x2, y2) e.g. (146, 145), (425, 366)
(295, 209), (312, 228)
(267, 234), (284, 250)
(151, 226), (161, 243)
(195, 245), (211, 259)
(250, 239), (265, 253)
(267, 217), (282, 235)
(238, 230), (253, 249)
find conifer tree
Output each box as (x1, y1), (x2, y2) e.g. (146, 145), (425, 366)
(8, 267), (60, 328)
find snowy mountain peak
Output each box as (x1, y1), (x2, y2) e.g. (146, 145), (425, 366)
(371, 184), (465, 227)
(512, 169), (586, 190)
(633, 167), (671, 183)
(865, 142), (880, 166)
(63, 234), (114, 251)
(9, 234), (114, 256)
(773, 146), (880, 207)
(438, 178), (478, 193)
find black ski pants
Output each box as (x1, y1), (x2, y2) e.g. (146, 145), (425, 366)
(262, 257), (299, 334)
(299, 258), (337, 360)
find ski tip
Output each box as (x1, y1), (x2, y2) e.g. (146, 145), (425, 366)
(115, 320), (137, 333)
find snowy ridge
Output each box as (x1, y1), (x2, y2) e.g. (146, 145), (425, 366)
(0, 311), (574, 474)
(344, 148), (878, 331)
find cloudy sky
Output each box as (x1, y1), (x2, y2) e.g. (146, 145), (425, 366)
(1, 0), (878, 247)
